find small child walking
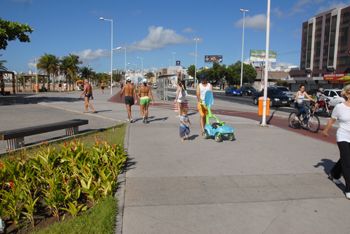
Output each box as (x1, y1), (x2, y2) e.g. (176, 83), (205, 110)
(179, 108), (191, 142)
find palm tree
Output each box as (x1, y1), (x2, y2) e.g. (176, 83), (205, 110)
(60, 54), (81, 91)
(80, 66), (95, 82)
(37, 54), (59, 91)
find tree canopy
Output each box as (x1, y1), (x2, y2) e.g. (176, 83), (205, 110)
(0, 18), (33, 50)
(190, 61), (257, 85)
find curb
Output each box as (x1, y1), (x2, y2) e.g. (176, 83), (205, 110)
(115, 123), (130, 234)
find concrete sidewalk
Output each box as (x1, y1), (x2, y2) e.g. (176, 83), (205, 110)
(0, 90), (348, 233)
(122, 101), (349, 234)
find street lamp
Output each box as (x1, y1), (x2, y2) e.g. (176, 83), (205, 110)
(194, 37), (200, 88)
(261, 0), (271, 126)
(113, 46), (127, 78)
(137, 56), (144, 75)
(240, 8), (249, 88)
(99, 16), (114, 95)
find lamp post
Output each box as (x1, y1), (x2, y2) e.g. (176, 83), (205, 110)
(137, 56), (144, 75)
(194, 37), (200, 88)
(240, 8), (249, 88)
(261, 0), (271, 126)
(113, 47), (127, 78)
(99, 17), (113, 95)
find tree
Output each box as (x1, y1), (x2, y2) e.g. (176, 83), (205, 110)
(145, 72), (154, 79)
(37, 54), (60, 91)
(80, 66), (95, 80)
(0, 18), (33, 50)
(60, 54), (82, 90)
(187, 65), (195, 78)
(225, 61), (257, 85)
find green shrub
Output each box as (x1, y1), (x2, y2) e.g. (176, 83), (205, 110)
(0, 139), (127, 230)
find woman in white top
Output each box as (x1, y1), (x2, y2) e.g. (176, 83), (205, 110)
(174, 80), (188, 115)
(196, 77), (212, 134)
(323, 84), (350, 199)
(294, 84), (314, 123)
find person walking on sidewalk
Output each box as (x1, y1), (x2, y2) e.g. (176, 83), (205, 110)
(322, 84), (350, 199)
(120, 77), (137, 122)
(138, 79), (154, 124)
(175, 80), (188, 116)
(80, 79), (96, 113)
(196, 77), (212, 135)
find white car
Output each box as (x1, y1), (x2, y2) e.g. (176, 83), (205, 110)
(324, 89), (345, 106)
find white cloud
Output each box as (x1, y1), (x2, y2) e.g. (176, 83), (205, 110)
(272, 7), (284, 17)
(73, 49), (109, 61)
(129, 26), (189, 51)
(235, 14), (267, 30)
(183, 27), (194, 33)
(318, 1), (349, 13)
(28, 60), (36, 69)
(291, 0), (325, 14)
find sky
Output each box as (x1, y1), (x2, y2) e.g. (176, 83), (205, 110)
(1, 0), (350, 73)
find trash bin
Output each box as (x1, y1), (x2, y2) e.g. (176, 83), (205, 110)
(258, 97), (270, 116)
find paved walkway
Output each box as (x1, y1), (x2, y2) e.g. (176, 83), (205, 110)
(0, 90), (348, 234)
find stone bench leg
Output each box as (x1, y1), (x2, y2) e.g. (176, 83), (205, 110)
(66, 127), (79, 136)
(6, 137), (24, 151)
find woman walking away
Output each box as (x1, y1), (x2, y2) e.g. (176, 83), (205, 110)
(175, 80), (188, 116)
(294, 84), (314, 125)
(322, 84), (350, 199)
(80, 79), (96, 113)
(138, 79), (154, 123)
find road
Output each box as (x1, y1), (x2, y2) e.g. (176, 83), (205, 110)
(166, 88), (333, 127)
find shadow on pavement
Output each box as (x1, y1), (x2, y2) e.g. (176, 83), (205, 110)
(314, 158), (346, 192)
(187, 134), (199, 141)
(0, 94), (81, 105)
(94, 110), (112, 113)
(147, 117), (168, 123)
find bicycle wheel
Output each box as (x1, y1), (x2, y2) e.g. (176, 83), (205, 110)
(307, 115), (320, 133)
(288, 112), (299, 129)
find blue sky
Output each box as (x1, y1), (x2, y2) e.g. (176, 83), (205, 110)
(1, 0), (350, 73)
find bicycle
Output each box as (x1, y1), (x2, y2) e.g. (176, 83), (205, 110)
(288, 101), (320, 133)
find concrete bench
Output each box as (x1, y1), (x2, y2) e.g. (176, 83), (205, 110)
(0, 119), (88, 151)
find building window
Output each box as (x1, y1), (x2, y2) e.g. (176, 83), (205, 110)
(328, 15), (338, 67)
(306, 23), (313, 68)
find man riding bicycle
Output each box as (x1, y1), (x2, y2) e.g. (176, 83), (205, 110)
(294, 84), (315, 125)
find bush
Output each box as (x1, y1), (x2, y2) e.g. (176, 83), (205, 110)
(0, 139), (127, 230)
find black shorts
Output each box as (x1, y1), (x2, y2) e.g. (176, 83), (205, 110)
(85, 93), (93, 100)
(125, 96), (134, 106)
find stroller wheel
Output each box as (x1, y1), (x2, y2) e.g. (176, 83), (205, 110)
(215, 133), (223, 142)
(228, 133), (235, 141)
(203, 130), (210, 139)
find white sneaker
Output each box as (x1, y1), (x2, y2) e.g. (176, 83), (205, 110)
(345, 192), (350, 200)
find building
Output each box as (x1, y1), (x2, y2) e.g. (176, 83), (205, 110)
(291, 5), (350, 87)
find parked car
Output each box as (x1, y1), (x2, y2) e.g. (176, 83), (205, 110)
(324, 89), (345, 106)
(252, 87), (292, 107)
(225, 87), (242, 96)
(240, 86), (257, 96)
(275, 86), (294, 99)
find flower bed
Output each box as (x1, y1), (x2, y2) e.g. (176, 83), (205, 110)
(0, 134), (127, 232)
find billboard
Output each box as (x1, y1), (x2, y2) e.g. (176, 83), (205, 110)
(205, 55), (223, 63)
(250, 50), (277, 63)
